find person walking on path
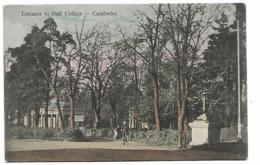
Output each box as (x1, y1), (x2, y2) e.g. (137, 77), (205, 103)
(113, 125), (120, 140)
(121, 121), (129, 146)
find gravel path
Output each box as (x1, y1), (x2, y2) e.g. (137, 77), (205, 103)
(5, 139), (247, 161)
(5, 139), (178, 151)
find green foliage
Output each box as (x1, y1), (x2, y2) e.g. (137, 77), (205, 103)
(5, 21), (52, 120)
(146, 130), (179, 145)
(6, 127), (180, 146)
(83, 128), (113, 137)
(6, 127), (34, 139)
(6, 127), (57, 139)
(6, 127), (85, 141)
(129, 129), (181, 145)
(202, 13), (242, 126)
(129, 130), (146, 142)
(56, 129), (85, 141)
(32, 128), (57, 140)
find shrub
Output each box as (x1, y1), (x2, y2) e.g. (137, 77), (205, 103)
(32, 128), (57, 140)
(56, 129), (85, 141)
(129, 129), (179, 145)
(7, 126), (85, 141)
(83, 128), (113, 137)
(83, 128), (95, 136)
(6, 126), (33, 139)
(6, 126), (182, 145)
(101, 128), (113, 137)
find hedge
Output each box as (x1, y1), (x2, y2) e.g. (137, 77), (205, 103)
(129, 129), (181, 145)
(6, 126), (85, 141)
(6, 127), (186, 146)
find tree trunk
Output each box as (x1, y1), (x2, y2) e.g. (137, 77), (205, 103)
(178, 110), (189, 148)
(134, 67), (140, 130)
(34, 103), (40, 127)
(44, 82), (50, 128)
(177, 112), (184, 148)
(152, 71), (161, 131)
(112, 111), (117, 129)
(110, 100), (117, 129)
(91, 78), (103, 129)
(91, 90), (98, 129)
(134, 75), (139, 130)
(177, 114), (189, 148)
(34, 58), (65, 130)
(55, 95), (65, 130)
(183, 114), (189, 148)
(69, 95), (75, 129)
(177, 72), (189, 148)
(93, 111), (100, 129)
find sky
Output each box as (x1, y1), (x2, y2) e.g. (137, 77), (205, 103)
(3, 4), (236, 51)
(3, 4), (153, 51)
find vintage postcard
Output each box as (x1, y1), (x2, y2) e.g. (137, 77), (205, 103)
(4, 3), (247, 162)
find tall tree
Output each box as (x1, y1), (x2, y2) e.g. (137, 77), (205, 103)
(31, 18), (67, 130)
(107, 62), (125, 128)
(83, 24), (123, 129)
(59, 31), (78, 129)
(113, 39), (144, 129)
(124, 48), (143, 130)
(120, 4), (166, 130)
(5, 26), (51, 127)
(164, 4), (213, 148)
(59, 16), (94, 129)
(202, 13), (240, 127)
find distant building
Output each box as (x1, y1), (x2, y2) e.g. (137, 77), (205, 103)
(26, 100), (86, 130)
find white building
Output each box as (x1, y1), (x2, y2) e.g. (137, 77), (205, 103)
(26, 100), (86, 130)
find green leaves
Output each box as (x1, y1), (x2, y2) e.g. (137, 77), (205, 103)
(202, 14), (239, 126)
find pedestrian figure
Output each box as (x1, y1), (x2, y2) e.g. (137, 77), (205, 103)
(113, 125), (120, 140)
(121, 121), (129, 146)
(113, 127), (117, 140)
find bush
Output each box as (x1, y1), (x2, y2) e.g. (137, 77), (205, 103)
(83, 128), (113, 137)
(6, 126), (85, 141)
(6, 127), (182, 145)
(83, 128), (95, 136)
(55, 129), (85, 141)
(6, 126), (33, 139)
(129, 129), (179, 145)
(129, 130), (146, 141)
(32, 128), (57, 140)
